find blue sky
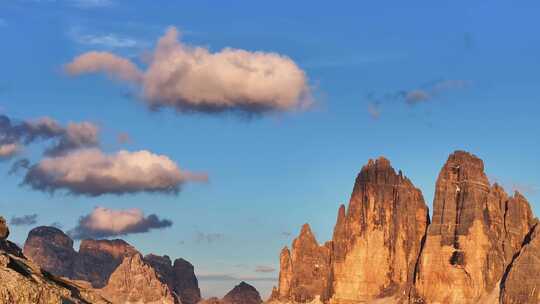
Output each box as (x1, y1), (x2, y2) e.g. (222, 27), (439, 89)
(1, 0), (539, 298)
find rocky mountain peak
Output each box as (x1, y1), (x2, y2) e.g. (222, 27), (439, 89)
(100, 253), (177, 304)
(23, 226), (77, 278)
(222, 281), (262, 304)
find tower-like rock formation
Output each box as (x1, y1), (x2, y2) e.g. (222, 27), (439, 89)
(272, 157), (429, 303)
(330, 157), (429, 303)
(414, 151), (535, 303)
(274, 223), (332, 302)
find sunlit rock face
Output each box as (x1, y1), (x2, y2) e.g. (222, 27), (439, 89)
(272, 151), (540, 304)
(414, 151), (535, 304)
(272, 157), (429, 303)
(500, 220), (540, 304)
(99, 253), (177, 304)
(330, 157), (429, 303)
(275, 224), (333, 302)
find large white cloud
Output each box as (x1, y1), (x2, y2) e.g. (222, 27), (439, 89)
(23, 148), (207, 196)
(68, 206), (172, 239)
(65, 27), (311, 114)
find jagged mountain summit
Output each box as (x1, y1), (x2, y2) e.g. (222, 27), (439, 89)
(22, 226), (201, 304)
(270, 151), (540, 304)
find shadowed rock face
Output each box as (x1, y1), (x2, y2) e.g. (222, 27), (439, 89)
(23, 226), (77, 278)
(144, 254), (201, 304)
(415, 151), (535, 303)
(199, 282), (262, 304)
(222, 281), (263, 304)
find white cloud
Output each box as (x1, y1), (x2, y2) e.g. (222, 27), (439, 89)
(23, 148), (207, 196)
(65, 26), (312, 115)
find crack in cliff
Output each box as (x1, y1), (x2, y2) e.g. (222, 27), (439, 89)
(498, 222), (538, 301)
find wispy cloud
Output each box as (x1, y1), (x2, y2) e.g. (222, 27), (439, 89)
(10, 214), (38, 226)
(365, 79), (471, 118)
(194, 232), (225, 244)
(69, 27), (147, 50)
(255, 265), (275, 273)
(197, 273), (276, 282)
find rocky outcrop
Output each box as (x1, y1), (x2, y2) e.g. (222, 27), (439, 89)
(144, 254), (202, 304)
(199, 282), (262, 304)
(99, 253), (177, 304)
(172, 257), (202, 304)
(272, 151), (539, 304)
(23, 226), (77, 278)
(222, 281), (263, 304)
(1, 218), (109, 304)
(73, 239), (138, 287)
(500, 221), (540, 304)
(331, 157), (429, 303)
(272, 157), (429, 303)
(274, 224), (332, 302)
(414, 151), (535, 303)
(23, 226), (200, 304)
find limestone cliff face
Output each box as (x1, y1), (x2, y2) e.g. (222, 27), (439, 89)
(331, 157), (429, 303)
(274, 224), (332, 302)
(272, 151), (539, 304)
(99, 253), (177, 304)
(273, 157), (429, 303)
(414, 151), (535, 303)
(500, 220), (540, 304)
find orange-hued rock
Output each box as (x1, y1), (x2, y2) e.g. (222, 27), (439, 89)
(99, 253), (177, 304)
(330, 157), (429, 303)
(273, 157), (429, 303)
(414, 151), (535, 304)
(273, 224), (332, 302)
(500, 220), (540, 304)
